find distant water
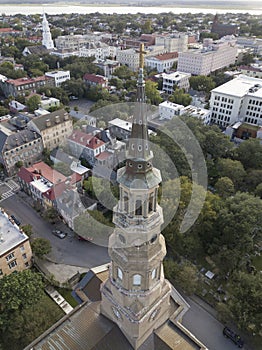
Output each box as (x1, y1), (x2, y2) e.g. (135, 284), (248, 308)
(1, 4), (262, 16)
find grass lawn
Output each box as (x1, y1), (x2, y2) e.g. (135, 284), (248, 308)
(57, 287), (79, 307)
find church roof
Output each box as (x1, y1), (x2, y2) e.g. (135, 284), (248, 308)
(24, 299), (205, 350)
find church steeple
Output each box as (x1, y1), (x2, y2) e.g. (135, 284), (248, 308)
(42, 13), (54, 50)
(127, 43), (153, 172)
(101, 44), (172, 350)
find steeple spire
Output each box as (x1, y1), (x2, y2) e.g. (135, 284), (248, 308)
(42, 12), (54, 50)
(127, 43), (152, 166)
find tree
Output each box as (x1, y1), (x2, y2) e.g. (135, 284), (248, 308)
(217, 158), (246, 189)
(31, 238), (52, 258)
(234, 138), (262, 170)
(26, 94), (41, 113)
(168, 88), (192, 106)
(189, 75), (216, 94)
(145, 80), (162, 105)
(0, 270), (44, 318)
(227, 271), (262, 334)
(21, 224), (34, 237)
(43, 207), (60, 224)
(113, 65), (134, 80)
(15, 160), (23, 169)
(0, 106), (9, 116)
(163, 259), (198, 295)
(214, 177), (235, 198)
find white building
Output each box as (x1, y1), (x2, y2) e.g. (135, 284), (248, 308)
(210, 75), (262, 127)
(155, 33), (188, 53)
(181, 105), (211, 124)
(42, 13), (54, 50)
(161, 71), (191, 93)
(45, 70), (70, 87)
(145, 52), (178, 73)
(79, 42), (116, 61)
(116, 46), (165, 71)
(159, 101), (184, 120)
(177, 41), (237, 76)
(158, 101), (211, 124)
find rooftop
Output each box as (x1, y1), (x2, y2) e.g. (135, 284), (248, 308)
(29, 109), (71, 131)
(211, 74), (262, 98)
(0, 208), (28, 257)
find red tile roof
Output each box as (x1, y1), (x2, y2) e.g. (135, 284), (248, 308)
(154, 52), (178, 61)
(96, 151), (112, 161)
(6, 75), (52, 87)
(18, 161), (66, 185)
(43, 182), (66, 201)
(83, 73), (107, 84)
(68, 130), (105, 150)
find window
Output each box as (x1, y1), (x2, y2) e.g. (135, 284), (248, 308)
(135, 200), (142, 215)
(152, 268), (156, 279)
(22, 253), (27, 260)
(20, 245), (25, 252)
(6, 252), (15, 261)
(25, 262), (29, 268)
(117, 267), (123, 280)
(0, 269), (3, 276)
(8, 260), (17, 269)
(133, 274), (141, 286)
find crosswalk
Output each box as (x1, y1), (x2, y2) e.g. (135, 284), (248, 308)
(0, 179), (20, 202)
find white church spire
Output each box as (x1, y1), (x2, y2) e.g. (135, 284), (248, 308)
(42, 13), (54, 50)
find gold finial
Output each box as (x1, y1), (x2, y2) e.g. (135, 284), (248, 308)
(138, 43), (147, 69)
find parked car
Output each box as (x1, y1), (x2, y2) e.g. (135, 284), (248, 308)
(223, 327), (244, 348)
(10, 214), (21, 226)
(52, 230), (67, 239)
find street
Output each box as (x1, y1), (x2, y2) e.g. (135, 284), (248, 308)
(1, 192), (110, 268)
(183, 297), (251, 350)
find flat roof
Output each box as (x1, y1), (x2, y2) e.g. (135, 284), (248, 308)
(31, 178), (52, 193)
(212, 74), (262, 98)
(0, 209), (28, 256)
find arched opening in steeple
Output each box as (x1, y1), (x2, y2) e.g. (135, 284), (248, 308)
(135, 199), (142, 215)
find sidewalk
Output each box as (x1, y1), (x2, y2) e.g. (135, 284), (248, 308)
(189, 294), (218, 319)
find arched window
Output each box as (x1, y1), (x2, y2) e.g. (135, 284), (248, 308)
(133, 274), (141, 286)
(123, 195), (128, 213)
(151, 268), (156, 280)
(117, 267), (123, 281)
(135, 200), (142, 215)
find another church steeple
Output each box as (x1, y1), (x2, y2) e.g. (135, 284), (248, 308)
(42, 13), (54, 50)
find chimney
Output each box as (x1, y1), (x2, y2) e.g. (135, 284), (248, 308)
(55, 115), (60, 124)
(46, 119), (51, 127)
(64, 113), (69, 120)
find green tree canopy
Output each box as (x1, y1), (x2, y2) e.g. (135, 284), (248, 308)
(26, 94), (41, 112)
(31, 238), (52, 258)
(168, 88), (192, 106)
(189, 75), (216, 93)
(0, 270), (44, 317)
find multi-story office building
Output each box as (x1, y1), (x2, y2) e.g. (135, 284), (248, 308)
(177, 41), (237, 76)
(0, 208), (32, 277)
(210, 75), (262, 127)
